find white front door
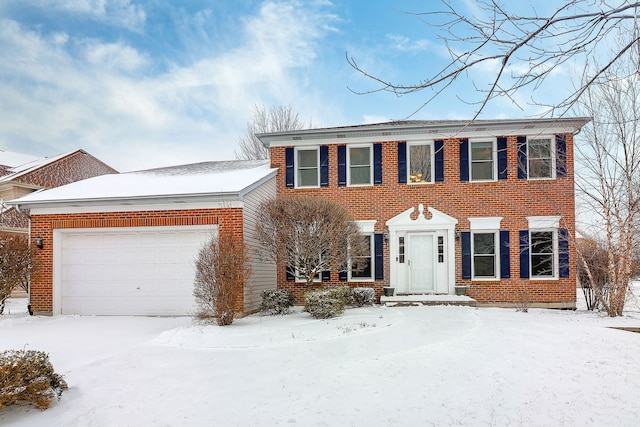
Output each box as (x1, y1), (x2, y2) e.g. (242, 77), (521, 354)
(408, 233), (435, 292)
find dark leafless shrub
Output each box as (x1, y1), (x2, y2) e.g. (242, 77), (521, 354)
(0, 235), (35, 315)
(0, 349), (68, 409)
(576, 238), (609, 311)
(514, 284), (532, 313)
(193, 233), (251, 326)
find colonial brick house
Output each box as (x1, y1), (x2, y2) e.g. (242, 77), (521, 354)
(259, 118), (590, 308)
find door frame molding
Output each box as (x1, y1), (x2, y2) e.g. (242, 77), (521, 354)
(386, 205), (458, 294)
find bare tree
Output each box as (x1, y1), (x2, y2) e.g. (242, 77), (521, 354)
(0, 235), (34, 314)
(348, 1), (640, 117)
(573, 37), (640, 316)
(235, 105), (307, 160)
(193, 232), (251, 326)
(255, 197), (369, 290)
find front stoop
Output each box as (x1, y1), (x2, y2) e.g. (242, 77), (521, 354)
(380, 294), (477, 307)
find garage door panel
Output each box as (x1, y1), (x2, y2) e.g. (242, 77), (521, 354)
(57, 226), (213, 315)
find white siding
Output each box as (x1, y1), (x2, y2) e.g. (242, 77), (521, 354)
(242, 176), (277, 312)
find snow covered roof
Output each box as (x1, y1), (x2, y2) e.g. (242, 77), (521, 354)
(0, 150), (91, 183)
(0, 149), (44, 170)
(10, 160), (276, 208)
(258, 117), (592, 147)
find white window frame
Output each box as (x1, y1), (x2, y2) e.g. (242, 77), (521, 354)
(471, 230), (499, 280)
(347, 144), (373, 186)
(294, 146), (320, 188)
(407, 141), (434, 184)
(349, 233), (374, 282)
(527, 136), (556, 180)
(469, 139), (497, 182)
(529, 229), (559, 280)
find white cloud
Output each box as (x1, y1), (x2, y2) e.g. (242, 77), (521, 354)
(0, 1), (338, 171)
(35, 0), (146, 30)
(386, 34), (430, 52)
(83, 41), (149, 72)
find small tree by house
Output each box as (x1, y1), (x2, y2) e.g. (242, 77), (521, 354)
(193, 232), (251, 326)
(0, 235), (34, 315)
(255, 197), (369, 290)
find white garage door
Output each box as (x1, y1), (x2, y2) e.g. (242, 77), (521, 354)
(55, 226), (215, 315)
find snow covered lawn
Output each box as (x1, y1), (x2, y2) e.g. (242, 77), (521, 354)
(1, 293), (640, 427)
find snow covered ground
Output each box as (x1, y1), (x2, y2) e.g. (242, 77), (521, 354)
(1, 289), (640, 427)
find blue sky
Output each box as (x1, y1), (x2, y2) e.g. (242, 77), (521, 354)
(0, 0), (574, 171)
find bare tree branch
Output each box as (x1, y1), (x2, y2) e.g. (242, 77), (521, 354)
(255, 197), (369, 290)
(235, 105), (308, 160)
(348, 1), (640, 118)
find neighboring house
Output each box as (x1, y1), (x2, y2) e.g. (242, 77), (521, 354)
(0, 149), (117, 235)
(259, 118), (590, 308)
(9, 160), (277, 316)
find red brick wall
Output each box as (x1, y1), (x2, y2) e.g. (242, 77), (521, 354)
(29, 208), (244, 315)
(270, 135), (576, 305)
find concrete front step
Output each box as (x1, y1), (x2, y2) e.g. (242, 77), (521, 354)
(380, 294), (477, 307)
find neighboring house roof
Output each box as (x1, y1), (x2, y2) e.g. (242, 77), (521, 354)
(0, 149), (43, 169)
(9, 160), (277, 208)
(258, 117), (592, 146)
(0, 149), (117, 185)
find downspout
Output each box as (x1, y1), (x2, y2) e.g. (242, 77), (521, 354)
(14, 204), (34, 315)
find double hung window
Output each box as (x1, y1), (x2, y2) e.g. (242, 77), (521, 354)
(348, 146), (372, 186)
(470, 140), (495, 181)
(472, 232), (498, 279)
(408, 143), (432, 183)
(528, 138), (554, 179)
(295, 147), (319, 187)
(350, 234), (373, 281)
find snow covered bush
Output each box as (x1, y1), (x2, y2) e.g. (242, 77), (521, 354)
(351, 287), (375, 307)
(0, 349), (68, 409)
(324, 286), (352, 307)
(193, 232), (251, 326)
(304, 289), (345, 319)
(260, 289), (294, 315)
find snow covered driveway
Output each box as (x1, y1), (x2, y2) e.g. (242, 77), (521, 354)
(1, 298), (640, 426)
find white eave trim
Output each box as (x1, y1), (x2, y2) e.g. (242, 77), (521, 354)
(258, 118), (591, 148)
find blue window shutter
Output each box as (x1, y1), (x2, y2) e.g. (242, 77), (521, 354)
(459, 139), (469, 181)
(517, 136), (527, 179)
(339, 271), (347, 281)
(519, 230), (530, 278)
(435, 140), (445, 182)
(320, 145), (329, 186)
(337, 145), (346, 186)
(461, 231), (471, 279)
(556, 134), (567, 178)
(374, 233), (384, 280)
(374, 143), (383, 185)
(559, 228), (570, 278)
(497, 137), (508, 180)
(398, 142), (407, 184)
(285, 147), (294, 187)
(322, 270), (330, 281)
(500, 230), (511, 278)
(286, 268), (295, 281)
